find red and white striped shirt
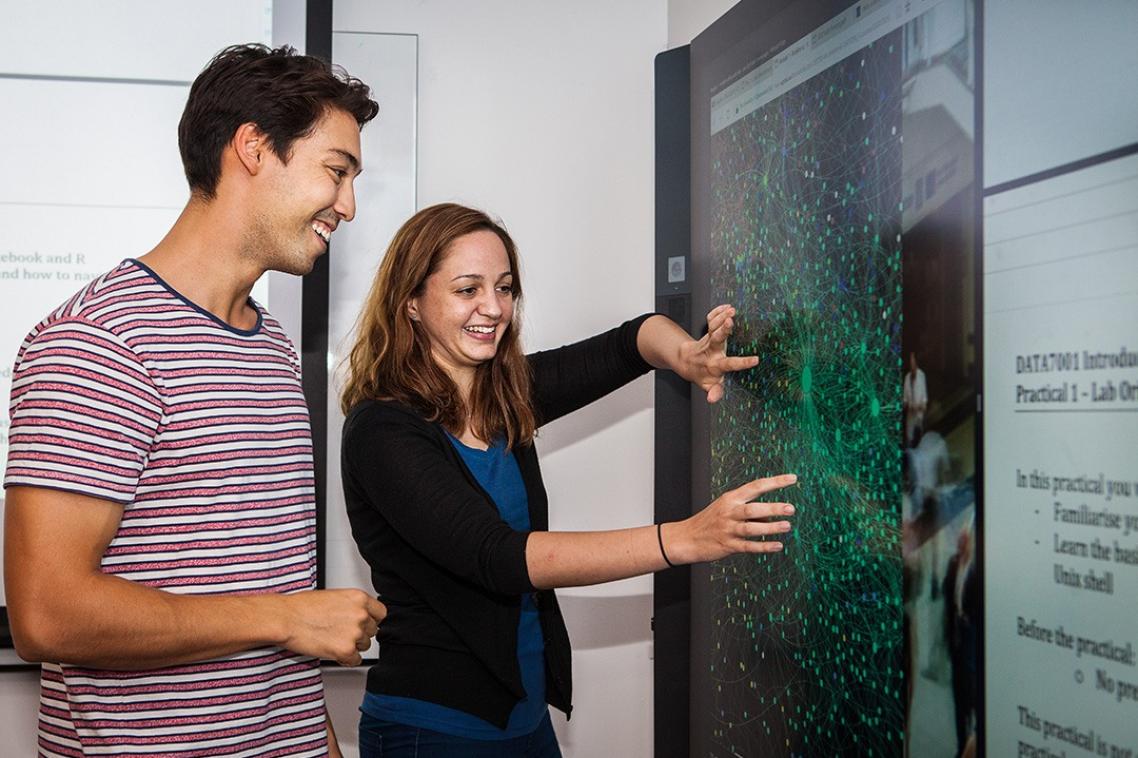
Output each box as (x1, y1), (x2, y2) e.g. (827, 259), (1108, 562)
(5, 260), (327, 757)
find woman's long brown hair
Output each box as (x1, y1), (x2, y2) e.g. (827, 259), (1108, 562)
(339, 203), (536, 447)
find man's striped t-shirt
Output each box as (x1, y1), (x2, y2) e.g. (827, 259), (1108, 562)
(4, 259), (327, 756)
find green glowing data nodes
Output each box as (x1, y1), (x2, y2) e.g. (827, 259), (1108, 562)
(705, 22), (903, 757)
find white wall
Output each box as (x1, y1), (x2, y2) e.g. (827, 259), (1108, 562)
(0, 669), (39, 754)
(327, 2), (666, 756)
(667, 0), (738, 49)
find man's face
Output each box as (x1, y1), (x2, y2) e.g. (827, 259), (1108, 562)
(248, 108), (362, 275)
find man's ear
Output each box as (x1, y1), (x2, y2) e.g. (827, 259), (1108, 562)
(232, 122), (268, 177)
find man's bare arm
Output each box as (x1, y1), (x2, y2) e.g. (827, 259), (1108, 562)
(4, 486), (385, 670)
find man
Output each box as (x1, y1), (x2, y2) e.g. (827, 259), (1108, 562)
(944, 520), (979, 758)
(4, 44), (384, 756)
(902, 350), (928, 448)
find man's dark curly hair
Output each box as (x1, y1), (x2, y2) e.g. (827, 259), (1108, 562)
(178, 43), (378, 199)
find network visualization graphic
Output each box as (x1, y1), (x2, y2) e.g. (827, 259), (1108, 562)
(704, 32), (906, 757)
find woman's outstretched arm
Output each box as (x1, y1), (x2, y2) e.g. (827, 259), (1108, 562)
(526, 474), (796, 589)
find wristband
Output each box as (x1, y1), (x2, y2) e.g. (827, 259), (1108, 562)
(657, 523), (675, 568)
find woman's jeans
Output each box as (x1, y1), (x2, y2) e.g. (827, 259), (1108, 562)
(358, 710), (563, 758)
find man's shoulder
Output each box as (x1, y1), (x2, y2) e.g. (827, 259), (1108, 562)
(250, 305), (301, 359)
(27, 260), (160, 339)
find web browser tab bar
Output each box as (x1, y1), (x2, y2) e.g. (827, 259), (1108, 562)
(710, 0), (949, 135)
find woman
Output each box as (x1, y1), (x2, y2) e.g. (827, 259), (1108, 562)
(340, 203), (796, 757)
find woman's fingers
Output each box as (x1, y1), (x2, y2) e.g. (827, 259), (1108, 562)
(706, 305), (736, 341)
(725, 479), (797, 554)
(707, 313), (733, 345)
(706, 383), (725, 404)
(720, 355), (759, 372)
(742, 538), (786, 553)
(742, 500), (795, 519)
(691, 473), (798, 562)
(732, 474), (798, 502)
(711, 312), (733, 334)
(738, 519), (792, 538)
(706, 304), (733, 323)
(703, 356), (756, 403)
(703, 354), (756, 405)
(731, 516), (787, 538)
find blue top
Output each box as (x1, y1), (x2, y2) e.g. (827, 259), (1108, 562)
(361, 434), (548, 739)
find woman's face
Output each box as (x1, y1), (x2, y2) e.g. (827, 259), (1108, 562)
(408, 229), (515, 383)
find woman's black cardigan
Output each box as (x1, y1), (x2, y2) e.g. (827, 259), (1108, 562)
(340, 315), (654, 728)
